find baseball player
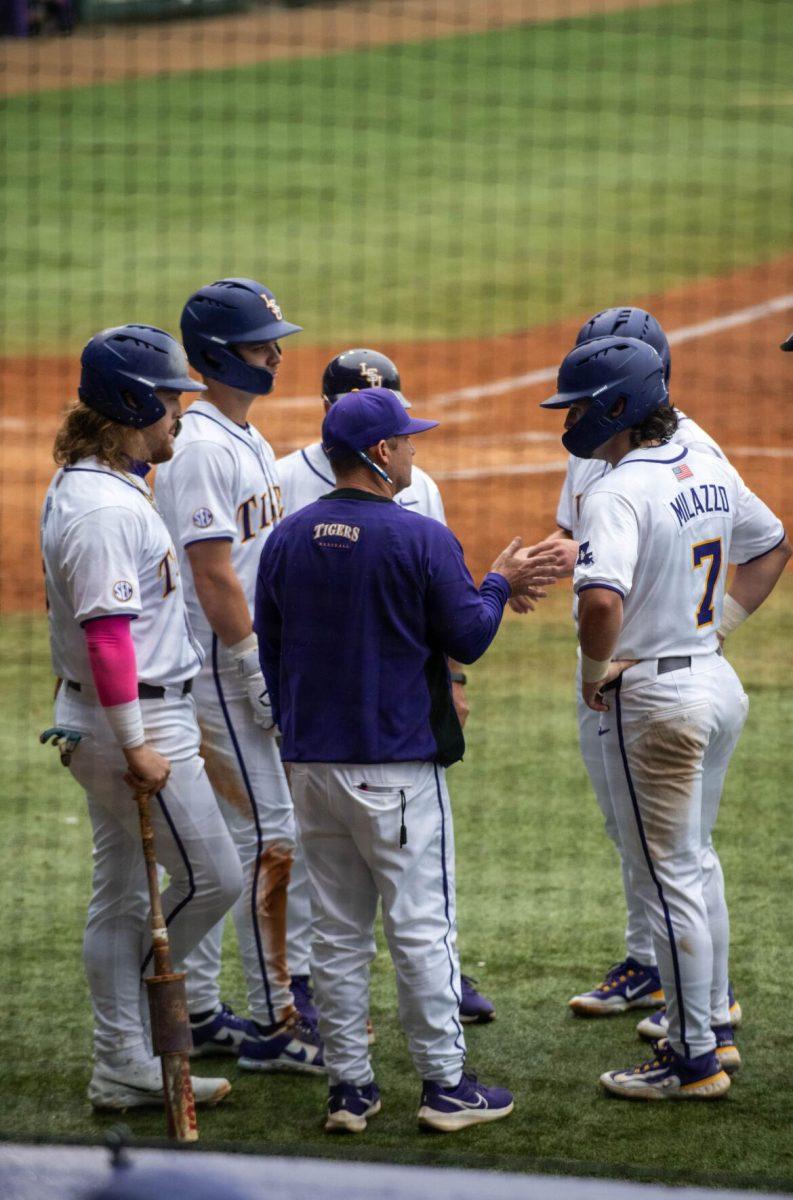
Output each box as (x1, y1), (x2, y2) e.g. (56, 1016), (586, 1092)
(256, 387), (565, 1131)
(545, 335), (789, 1098)
(276, 347), (495, 1024)
(155, 278), (322, 1072)
(543, 308), (740, 1032)
(41, 324), (243, 1110)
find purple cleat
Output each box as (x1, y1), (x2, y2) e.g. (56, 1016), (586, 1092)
(189, 1002), (258, 1057)
(238, 1011), (325, 1075)
(459, 974), (495, 1024)
(291, 974), (319, 1028)
(569, 956), (663, 1016)
(324, 1080), (381, 1133)
(601, 1047), (730, 1100)
(637, 983), (742, 1041)
(418, 1072), (514, 1132)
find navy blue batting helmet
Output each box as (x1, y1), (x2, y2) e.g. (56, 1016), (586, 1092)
(181, 278), (301, 395)
(79, 324), (205, 429)
(576, 306), (671, 383)
(322, 348), (408, 406)
(541, 336), (668, 459)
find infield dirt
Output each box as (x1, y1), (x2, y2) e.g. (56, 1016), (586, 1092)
(2, 254), (791, 615)
(0, 0), (692, 96)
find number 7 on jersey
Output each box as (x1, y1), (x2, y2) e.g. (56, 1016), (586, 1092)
(692, 537), (722, 628)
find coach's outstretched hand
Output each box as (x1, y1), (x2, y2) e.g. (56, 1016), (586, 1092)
(508, 537), (578, 613)
(491, 536), (564, 600)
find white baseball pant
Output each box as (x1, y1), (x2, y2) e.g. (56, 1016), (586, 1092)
(576, 662), (656, 966)
(290, 760), (466, 1086)
(598, 653), (747, 1058)
(182, 652), (312, 1025)
(55, 684), (242, 1066)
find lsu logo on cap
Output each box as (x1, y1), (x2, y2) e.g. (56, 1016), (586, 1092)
(261, 294), (283, 321)
(113, 580), (134, 602)
(193, 507), (214, 528)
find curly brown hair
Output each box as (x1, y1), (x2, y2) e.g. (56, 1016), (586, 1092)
(629, 404), (678, 448)
(53, 401), (132, 471)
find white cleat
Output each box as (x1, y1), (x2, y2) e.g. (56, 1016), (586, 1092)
(88, 1058), (231, 1111)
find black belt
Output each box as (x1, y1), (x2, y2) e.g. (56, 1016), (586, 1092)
(67, 678), (193, 699)
(601, 656), (691, 693)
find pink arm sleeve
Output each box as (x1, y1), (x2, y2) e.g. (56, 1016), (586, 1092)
(83, 615), (139, 706)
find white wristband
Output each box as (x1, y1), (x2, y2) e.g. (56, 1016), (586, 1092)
(719, 594), (749, 638)
(581, 653), (611, 683)
(104, 699), (145, 749)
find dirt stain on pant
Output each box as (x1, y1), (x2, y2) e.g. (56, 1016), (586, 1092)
(199, 731), (252, 817)
(628, 710), (708, 859)
(256, 842), (294, 1020)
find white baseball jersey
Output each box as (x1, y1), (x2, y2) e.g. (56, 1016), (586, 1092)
(41, 457), (202, 687)
(556, 411), (723, 539)
(558, 412), (725, 623)
(276, 440), (446, 522)
(155, 399), (283, 649)
(573, 443), (784, 661)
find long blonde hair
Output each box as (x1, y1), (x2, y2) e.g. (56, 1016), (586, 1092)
(53, 401), (131, 471)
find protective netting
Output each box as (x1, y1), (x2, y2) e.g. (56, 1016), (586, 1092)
(0, 0), (791, 1184)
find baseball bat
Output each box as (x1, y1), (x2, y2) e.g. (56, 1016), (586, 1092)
(135, 786), (198, 1143)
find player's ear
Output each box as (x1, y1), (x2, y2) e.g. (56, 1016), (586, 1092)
(609, 397), (627, 418)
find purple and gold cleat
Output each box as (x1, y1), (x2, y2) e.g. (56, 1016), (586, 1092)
(569, 957), (663, 1016)
(601, 1047), (730, 1100)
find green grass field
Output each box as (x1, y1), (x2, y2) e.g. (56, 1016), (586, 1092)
(1, 581), (791, 1189)
(1, 0), (792, 351)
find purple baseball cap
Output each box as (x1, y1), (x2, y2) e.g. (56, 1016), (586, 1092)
(322, 386), (438, 456)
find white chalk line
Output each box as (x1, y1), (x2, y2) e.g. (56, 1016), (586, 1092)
(2, 291), (791, 441)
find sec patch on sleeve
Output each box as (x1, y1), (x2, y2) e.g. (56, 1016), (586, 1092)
(112, 580), (134, 602)
(192, 507), (214, 528)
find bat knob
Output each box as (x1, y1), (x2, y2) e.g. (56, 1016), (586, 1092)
(105, 1123), (133, 1170)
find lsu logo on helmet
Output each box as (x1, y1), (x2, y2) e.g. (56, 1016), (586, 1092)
(359, 363), (383, 388)
(261, 294), (283, 321)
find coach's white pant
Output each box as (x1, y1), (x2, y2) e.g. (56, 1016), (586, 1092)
(598, 654), (747, 1059)
(182, 656), (311, 1025)
(290, 761), (466, 1086)
(55, 685), (242, 1064)
(576, 664), (656, 966)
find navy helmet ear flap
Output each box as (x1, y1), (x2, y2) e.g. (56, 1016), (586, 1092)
(544, 337), (668, 459)
(79, 325), (204, 429)
(180, 279), (301, 396)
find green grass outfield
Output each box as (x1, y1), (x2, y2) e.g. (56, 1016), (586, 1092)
(1, 579), (791, 1188)
(2, 0), (792, 352)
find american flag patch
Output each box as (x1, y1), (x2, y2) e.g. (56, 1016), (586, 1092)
(673, 463), (693, 481)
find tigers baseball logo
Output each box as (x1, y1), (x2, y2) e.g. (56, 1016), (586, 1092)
(261, 294), (283, 321)
(192, 507), (214, 529)
(359, 363), (383, 387)
(113, 580), (134, 602)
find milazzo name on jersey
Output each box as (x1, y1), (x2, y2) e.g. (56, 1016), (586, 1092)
(670, 483), (731, 529)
